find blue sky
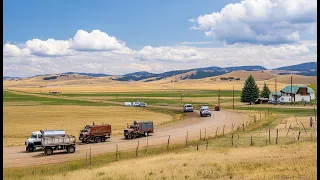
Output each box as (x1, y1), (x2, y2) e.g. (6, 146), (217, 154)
(4, 0), (238, 48)
(3, 0), (317, 77)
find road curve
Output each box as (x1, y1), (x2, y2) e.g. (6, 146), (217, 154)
(4, 109), (243, 168)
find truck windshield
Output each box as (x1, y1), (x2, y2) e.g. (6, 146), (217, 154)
(31, 133), (37, 138)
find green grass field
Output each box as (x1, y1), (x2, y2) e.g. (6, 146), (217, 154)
(49, 90), (242, 98)
(3, 91), (113, 106)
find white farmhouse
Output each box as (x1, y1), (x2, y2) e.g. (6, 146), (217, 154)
(269, 85), (315, 103)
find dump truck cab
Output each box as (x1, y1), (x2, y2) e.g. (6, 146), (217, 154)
(25, 131), (42, 152)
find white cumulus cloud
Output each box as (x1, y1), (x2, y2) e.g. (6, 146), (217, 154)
(190, 0), (317, 45)
(3, 44), (30, 57)
(26, 38), (71, 56)
(69, 30), (125, 51)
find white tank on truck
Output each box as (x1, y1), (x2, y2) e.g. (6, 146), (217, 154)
(42, 130), (65, 137)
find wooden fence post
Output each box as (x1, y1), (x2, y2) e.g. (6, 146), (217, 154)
(300, 121), (307, 134)
(294, 114), (298, 125)
(206, 139), (208, 150)
(223, 125), (225, 136)
(136, 140), (139, 157)
(216, 127), (218, 137)
(297, 132), (301, 141)
(186, 131), (188, 146)
(200, 129), (202, 140)
(167, 135), (170, 151)
(231, 134), (234, 147)
(250, 135), (253, 146)
(254, 115), (256, 122)
(310, 117), (313, 128)
(276, 129), (278, 144)
(286, 125), (291, 136)
(268, 128), (271, 144)
(260, 112), (261, 120)
(242, 124), (245, 132)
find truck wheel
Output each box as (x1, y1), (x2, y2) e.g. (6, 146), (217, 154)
(44, 147), (53, 156)
(125, 135), (128, 139)
(81, 140), (86, 143)
(102, 137), (106, 142)
(95, 137), (101, 143)
(67, 146), (76, 153)
(27, 144), (35, 152)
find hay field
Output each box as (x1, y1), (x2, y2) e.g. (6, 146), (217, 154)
(36, 142), (316, 180)
(3, 105), (172, 146)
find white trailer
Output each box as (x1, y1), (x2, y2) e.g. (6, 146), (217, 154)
(40, 130), (76, 155)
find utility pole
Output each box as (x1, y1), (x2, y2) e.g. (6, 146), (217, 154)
(233, 86), (234, 110)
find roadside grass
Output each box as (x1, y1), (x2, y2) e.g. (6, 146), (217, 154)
(225, 105), (316, 117)
(4, 111), (316, 180)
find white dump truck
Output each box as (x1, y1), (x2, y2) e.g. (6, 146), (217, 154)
(41, 130), (76, 155)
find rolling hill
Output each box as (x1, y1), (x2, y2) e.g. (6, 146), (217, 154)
(273, 62), (317, 76)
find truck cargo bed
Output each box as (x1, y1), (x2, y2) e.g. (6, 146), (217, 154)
(42, 136), (76, 146)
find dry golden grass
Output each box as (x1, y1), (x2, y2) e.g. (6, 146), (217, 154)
(265, 74), (318, 85)
(3, 105), (172, 146)
(213, 70), (275, 81)
(38, 141), (316, 180)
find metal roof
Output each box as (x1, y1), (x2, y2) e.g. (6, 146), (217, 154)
(280, 85), (315, 94)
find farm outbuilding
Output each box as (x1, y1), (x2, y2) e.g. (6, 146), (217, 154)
(255, 98), (269, 104)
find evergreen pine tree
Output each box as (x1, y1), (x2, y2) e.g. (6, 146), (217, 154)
(240, 75), (260, 104)
(260, 83), (271, 98)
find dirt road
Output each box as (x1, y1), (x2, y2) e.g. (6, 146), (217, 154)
(4, 109), (243, 168)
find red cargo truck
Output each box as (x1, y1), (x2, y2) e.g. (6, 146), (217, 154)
(79, 124), (111, 143)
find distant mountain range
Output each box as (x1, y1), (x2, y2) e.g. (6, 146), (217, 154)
(3, 62), (317, 81)
(273, 62), (317, 76)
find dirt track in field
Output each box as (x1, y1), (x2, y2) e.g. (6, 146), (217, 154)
(3, 91), (244, 168)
